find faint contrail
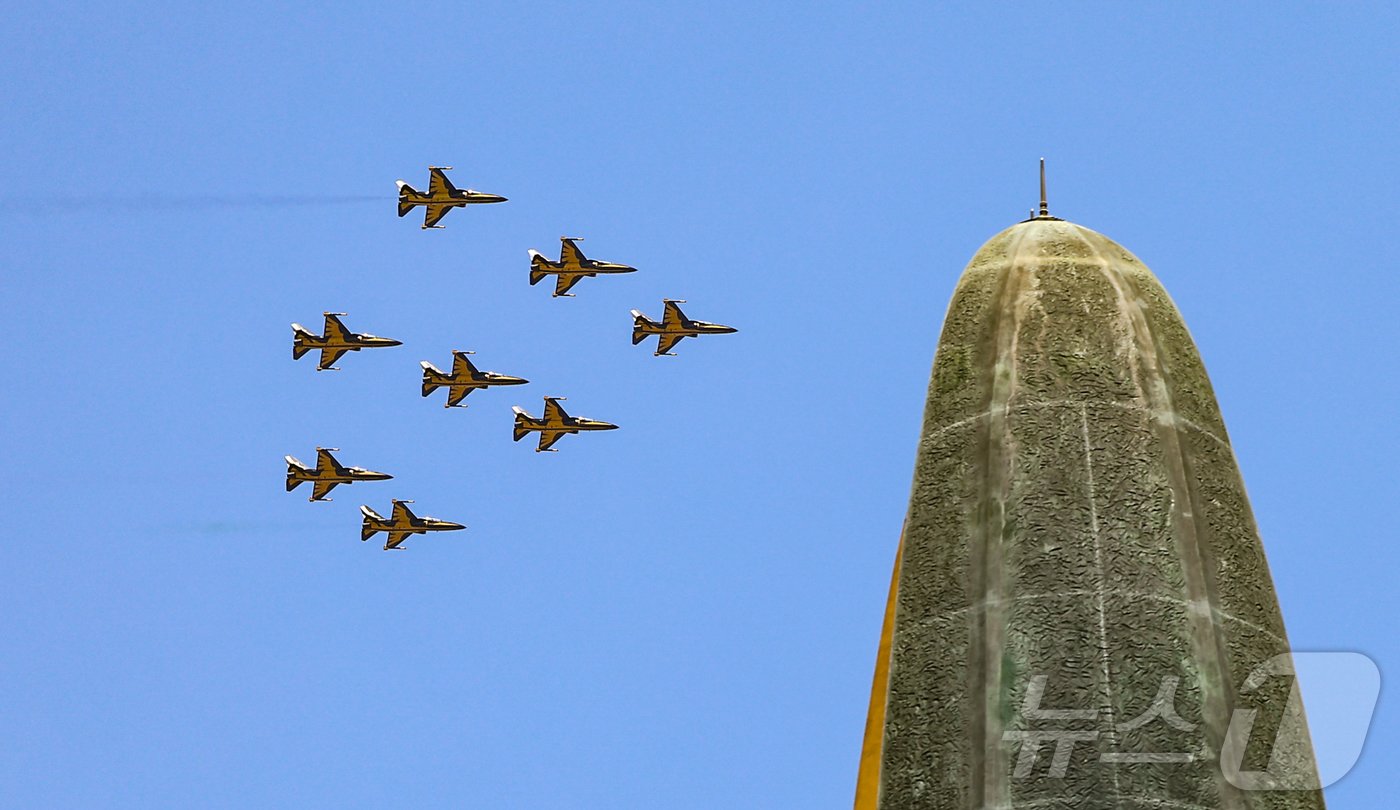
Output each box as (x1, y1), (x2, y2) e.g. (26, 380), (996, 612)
(158, 519), (325, 536)
(0, 193), (384, 214)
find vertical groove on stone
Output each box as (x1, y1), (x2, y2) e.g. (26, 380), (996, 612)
(972, 225), (1034, 810)
(1078, 401), (1123, 803)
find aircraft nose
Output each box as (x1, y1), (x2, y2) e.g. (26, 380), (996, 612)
(715, 325), (738, 334)
(482, 194), (508, 204)
(438, 521), (467, 531)
(384, 339), (404, 347)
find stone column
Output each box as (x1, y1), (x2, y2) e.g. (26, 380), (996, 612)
(855, 219), (1325, 810)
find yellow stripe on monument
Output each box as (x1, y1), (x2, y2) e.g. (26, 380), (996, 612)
(853, 525), (904, 810)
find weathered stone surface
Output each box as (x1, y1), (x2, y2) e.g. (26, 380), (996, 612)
(856, 219), (1325, 809)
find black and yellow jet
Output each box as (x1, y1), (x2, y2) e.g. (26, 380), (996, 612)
(631, 299), (737, 356)
(397, 166), (507, 229)
(420, 350), (529, 408)
(292, 312), (403, 371)
(512, 396), (618, 452)
(360, 499), (465, 551)
(285, 447), (392, 502)
(528, 237), (637, 297)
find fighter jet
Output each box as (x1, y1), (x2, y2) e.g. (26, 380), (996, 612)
(512, 396), (618, 452)
(631, 299), (738, 356)
(421, 350), (529, 408)
(360, 499), (466, 551)
(397, 166), (507, 229)
(292, 312), (402, 371)
(285, 447), (392, 502)
(528, 237), (637, 297)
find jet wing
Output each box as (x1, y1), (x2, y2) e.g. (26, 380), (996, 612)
(445, 386), (472, 407)
(655, 333), (686, 355)
(384, 531), (412, 550)
(311, 480), (338, 501)
(661, 300), (688, 330)
(451, 352), (481, 379)
(423, 204), (454, 229)
(315, 448), (342, 476)
(537, 430), (566, 452)
(554, 274), (584, 297)
(559, 238), (586, 266)
(391, 500), (417, 525)
(428, 167), (459, 197)
(543, 398), (570, 424)
(318, 348), (349, 370)
(323, 313), (352, 342)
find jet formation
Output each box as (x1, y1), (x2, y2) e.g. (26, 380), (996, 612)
(288, 166), (735, 549)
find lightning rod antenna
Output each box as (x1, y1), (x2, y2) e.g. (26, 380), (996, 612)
(1039, 157), (1049, 218)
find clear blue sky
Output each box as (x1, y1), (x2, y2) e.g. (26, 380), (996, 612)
(2, 3), (1395, 807)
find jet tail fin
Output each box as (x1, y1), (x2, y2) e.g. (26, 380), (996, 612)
(360, 505), (385, 541)
(285, 455), (309, 491)
(528, 250), (549, 286)
(420, 361), (445, 396)
(396, 181), (423, 217)
(512, 407), (531, 442)
(630, 310), (656, 345)
(291, 324), (314, 359)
